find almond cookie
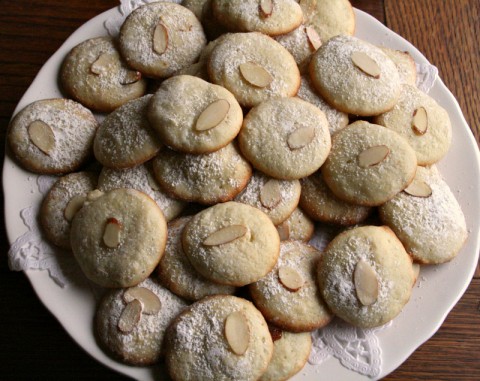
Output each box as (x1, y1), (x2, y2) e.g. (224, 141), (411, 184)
(158, 217), (237, 301)
(208, 32), (300, 107)
(309, 35), (401, 116)
(321, 121), (417, 206)
(93, 95), (162, 169)
(70, 188), (167, 288)
(234, 171), (301, 225)
(238, 97), (331, 180)
(118, 2), (207, 79)
(275, 207), (315, 242)
(317, 225), (414, 328)
(374, 84), (452, 165)
(60, 37), (147, 113)
(95, 277), (188, 366)
(8, 98), (98, 174)
(379, 166), (467, 264)
(249, 240), (333, 332)
(148, 75), (243, 154)
(211, 0), (303, 36)
(380, 47), (417, 86)
(152, 143), (252, 205)
(165, 295), (273, 381)
(182, 201), (280, 286)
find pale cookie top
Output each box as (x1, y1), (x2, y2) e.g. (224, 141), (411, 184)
(309, 35), (401, 116)
(211, 0), (303, 36)
(234, 171), (301, 225)
(152, 143), (252, 205)
(98, 163), (186, 222)
(8, 98), (98, 174)
(95, 277), (188, 366)
(119, 2), (207, 79)
(318, 225), (414, 328)
(165, 295), (273, 381)
(70, 188), (167, 288)
(374, 84), (452, 165)
(208, 32), (300, 107)
(380, 47), (417, 86)
(238, 97), (331, 180)
(94, 95), (162, 169)
(379, 165), (467, 264)
(40, 171), (97, 250)
(321, 121), (417, 206)
(182, 201), (280, 286)
(148, 75), (243, 154)
(60, 37), (147, 113)
(275, 207), (315, 242)
(158, 217), (237, 301)
(249, 240), (333, 332)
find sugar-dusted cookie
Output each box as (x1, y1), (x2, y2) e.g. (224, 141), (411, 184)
(275, 207), (315, 242)
(60, 37), (147, 113)
(234, 171), (301, 225)
(318, 225), (414, 328)
(95, 277), (188, 366)
(379, 166), (467, 264)
(119, 2), (207, 79)
(182, 201), (280, 286)
(249, 240), (333, 332)
(208, 32), (300, 107)
(165, 295), (273, 381)
(148, 75), (243, 154)
(380, 47), (417, 86)
(40, 171), (97, 250)
(8, 98), (98, 174)
(70, 188), (167, 288)
(94, 95), (162, 169)
(309, 35), (401, 116)
(239, 97), (331, 180)
(321, 121), (417, 206)
(152, 143), (252, 205)
(374, 84), (452, 165)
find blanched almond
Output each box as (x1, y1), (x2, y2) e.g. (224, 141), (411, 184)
(239, 62), (273, 88)
(195, 99), (230, 132)
(305, 26), (322, 51)
(260, 179), (282, 209)
(278, 266), (304, 291)
(259, 0), (273, 17)
(224, 311), (250, 355)
(358, 145), (390, 168)
(153, 23), (168, 54)
(354, 260), (379, 306)
(103, 217), (122, 248)
(118, 299), (142, 333)
(276, 222), (290, 241)
(120, 70), (142, 85)
(404, 179), (432, 198)
(351, 51), (381, 79)
(287, 125), (315, 150)
(90, 53), (115, 75)
(64, 194), (86, 222)
(123, 287), (161, 315)
(203, 225), (248, 246)
(28, 120), (55, 155)
(412, 106), (428, 135)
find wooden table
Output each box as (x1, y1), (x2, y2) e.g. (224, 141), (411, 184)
(0, 0), (478, 379)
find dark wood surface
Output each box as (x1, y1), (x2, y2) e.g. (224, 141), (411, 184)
(1, 0), (479, 380)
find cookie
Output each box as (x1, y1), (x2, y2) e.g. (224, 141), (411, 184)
(275, 207), (315, 242)
(238, 97), (331, 180)
(318, 225), (414, 328)
(148, 75), (243, 154)
(321, 121), (417, 206)
(8, 98), (98, 174)
(380, 47), (417, 86)
(60, 37), (147, 113)
(182, 201), (280, 286)
(70, 188), (167, 288)
(95, 277), (188, 366)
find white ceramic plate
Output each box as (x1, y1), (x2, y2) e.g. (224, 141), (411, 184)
(4, 6), (480, 381)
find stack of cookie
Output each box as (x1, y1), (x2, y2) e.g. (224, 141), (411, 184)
(7, 1), (467, 380)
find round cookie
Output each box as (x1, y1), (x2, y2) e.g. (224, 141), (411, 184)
(94, 95), (162, 169)
(238, 97), (331, 180)
(234, 171), (301, 225)
(8, 98), (98, 174)
(317, 225), (414, 328)
(208, 32), (300, 107)
(380, 47), (417, 86)
(40, 171), (97, 250)
(98, 163), (186, 222)
(211, 0), (303, 36)
(379, 165), (467, 264)
(70, 188), (167, 288)
(148, 75), (243, 154)
(165, 295), (273, 381)
(152, 143), (252, 205)
(309, 35), (401, 116)
(275, 207), (315, 242)
(60, 37), (147, 113)
(95, 277), (188, 366)
(373, 84), (452, 165)
(249, 240), (333, 332)
(158, 217), (237, 301)
(321, 121), (418, 206)
(182, 201), (280, 286)
(118, 2), (207, 79)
